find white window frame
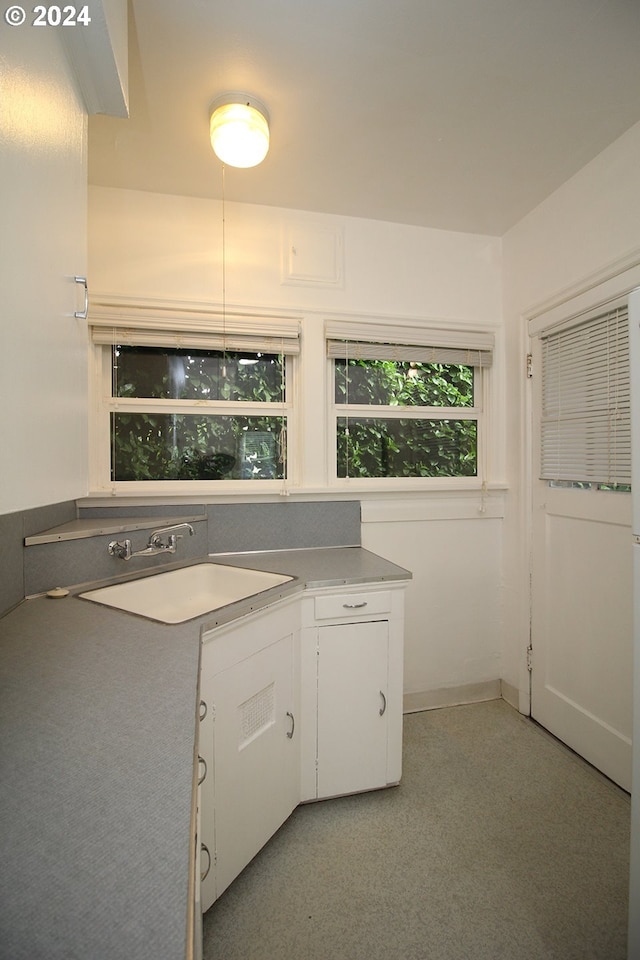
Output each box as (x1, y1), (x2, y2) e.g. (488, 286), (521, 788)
(88, 298), (300, 495)
(325, 320), (494, 491)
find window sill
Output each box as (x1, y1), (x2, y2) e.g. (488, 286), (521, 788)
(81, 480), (508, 509)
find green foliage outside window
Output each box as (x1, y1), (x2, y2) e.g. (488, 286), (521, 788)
(112, 413), (284, 481)
(335, 358), (474, 407)
(108, 348), (479, 482)
(113, 346), (284, 403)
(335, 359), (477, 479)
(337, 417), (477, 478)
(110, 346), (285, 481)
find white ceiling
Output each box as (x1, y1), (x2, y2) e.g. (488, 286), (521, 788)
(88, 0), (640, 236)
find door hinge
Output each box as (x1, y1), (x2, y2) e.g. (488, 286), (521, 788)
(526, 645), (533, 672)
(526, 353), (533, 378)
(211, 702), (216, 722)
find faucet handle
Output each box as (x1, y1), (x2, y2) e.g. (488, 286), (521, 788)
(108, 539), (132, 560)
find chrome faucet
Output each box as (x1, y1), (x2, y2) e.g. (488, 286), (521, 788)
(108, 523), (195, 561)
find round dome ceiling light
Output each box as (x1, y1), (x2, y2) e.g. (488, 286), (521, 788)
(209, 93), (270, 168)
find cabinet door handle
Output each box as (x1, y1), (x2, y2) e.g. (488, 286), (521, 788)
(200, 842), (211, 882)
(199, 700), (207, 721)
(379, 690), (387, 716)
(286, 711), (295, 739)
(198, 755), (207, 785)
(74, 276), (88, 319)
(343, 601), (367, 609)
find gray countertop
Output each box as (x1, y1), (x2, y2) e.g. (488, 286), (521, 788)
(207, 546), (411, 590)
(0, 547), (410, 960)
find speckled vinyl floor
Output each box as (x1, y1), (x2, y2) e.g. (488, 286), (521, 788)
(202, 699), (630, 960)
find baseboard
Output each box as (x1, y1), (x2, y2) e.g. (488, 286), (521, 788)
(403, 679), (502, 714)
(499, 679), (520, 710)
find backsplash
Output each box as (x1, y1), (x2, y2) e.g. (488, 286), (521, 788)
(204, 501), (361, 553)
(0, 500), (76, 617)
(1, 499), (361, 617)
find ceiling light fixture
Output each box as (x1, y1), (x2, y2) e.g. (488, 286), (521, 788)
(209, 93), (270, 168)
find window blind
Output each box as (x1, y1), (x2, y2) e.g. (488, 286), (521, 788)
(325, 320), (493, 367)
(90, 300), (301, 355)
(540, 305), (630, 484)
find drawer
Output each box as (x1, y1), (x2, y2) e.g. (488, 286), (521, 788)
(314, 590), (392, 621)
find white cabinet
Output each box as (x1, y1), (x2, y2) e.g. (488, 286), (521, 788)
(199, 599), (300, 910)
(198, 577), (407, 910)
(317, 619), (390, 798)
(300, 583), (406, 802)
(3, 25), (89, 513)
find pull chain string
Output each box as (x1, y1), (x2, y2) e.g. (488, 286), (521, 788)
(221, 162), (227, 381)
(345, 339), (350, 479)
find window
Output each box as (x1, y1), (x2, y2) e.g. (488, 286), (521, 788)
(111, 346), (287, 481)
(540, 304), (630, 488)
(326, 321), (493, 482)
(90, 301), (299, 488)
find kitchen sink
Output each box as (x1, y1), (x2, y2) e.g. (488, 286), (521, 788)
(79, 562), (294, 624)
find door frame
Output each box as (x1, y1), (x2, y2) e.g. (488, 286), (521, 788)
(520, 248), (640, 717)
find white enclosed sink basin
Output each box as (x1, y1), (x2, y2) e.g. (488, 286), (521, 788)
(79, 562), (293, 624)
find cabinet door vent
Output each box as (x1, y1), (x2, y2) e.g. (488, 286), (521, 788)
(239, 682), (275, 748)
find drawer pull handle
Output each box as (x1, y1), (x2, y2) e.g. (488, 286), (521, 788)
(74, 276), (88, 319)
(286, 711), (295, 739)
(198, 755), (207, 785)
(343, 601), (367, 609)
(200, 842), (211, 882)
(199, 700), (207, 721)
(379, 691), (387, 717)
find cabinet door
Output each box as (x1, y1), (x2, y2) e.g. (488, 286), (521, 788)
(317, 620), (389, 798)
(209, 632), (298, 901)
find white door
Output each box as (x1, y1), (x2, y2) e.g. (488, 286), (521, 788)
(317, 619), (389, 798)
(530, 336), (633, 791)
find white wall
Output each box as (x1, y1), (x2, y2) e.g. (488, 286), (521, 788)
(501, 122), (640, 953)
(88, 187), (501, 321)
(88, 186), (505, 706)
(360, 502), (502, 708)
(0, 27), (88, 514)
